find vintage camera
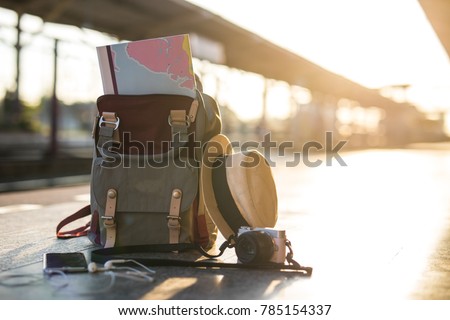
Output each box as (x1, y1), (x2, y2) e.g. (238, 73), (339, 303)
(235, 227), (286, 264)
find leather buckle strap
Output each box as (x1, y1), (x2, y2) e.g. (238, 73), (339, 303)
(97, 112), (121, 157)
(168, 110), (190, 148)
(103, 188), (117, 248)
(188, 99), (199, 123)
(167, 189), (182, 245)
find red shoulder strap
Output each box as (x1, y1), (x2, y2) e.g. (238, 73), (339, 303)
(56, 205), (91, 239)
(192, 196), (211, 248)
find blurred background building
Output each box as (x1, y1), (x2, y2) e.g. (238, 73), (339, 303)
(0, 0), (449, 189)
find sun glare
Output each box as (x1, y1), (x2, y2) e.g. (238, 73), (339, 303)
(1, 1), (450, 120)
(188, 0), (450, 115)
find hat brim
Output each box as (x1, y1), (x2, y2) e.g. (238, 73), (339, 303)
(201, 134), (235, 240)
(201, 135), (278, 240)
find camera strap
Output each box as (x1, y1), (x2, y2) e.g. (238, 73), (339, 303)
(90, 239), (313, 276)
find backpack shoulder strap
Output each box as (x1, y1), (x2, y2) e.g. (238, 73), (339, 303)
(90, 240), (313, 276)
(56, 205), (91, 239)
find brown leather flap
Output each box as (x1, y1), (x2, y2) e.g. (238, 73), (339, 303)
(96, 94), (196, 155)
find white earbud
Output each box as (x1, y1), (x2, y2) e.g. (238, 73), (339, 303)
(88, 262), (108, 273)
(87, 260), (155, 282)
(104, 259), (127, 270)
(88, 260), (127, 273)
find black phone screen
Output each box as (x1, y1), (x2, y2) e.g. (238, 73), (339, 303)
(43, 252), (88, 273)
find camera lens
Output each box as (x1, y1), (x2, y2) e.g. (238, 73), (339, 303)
(235, 231), (274, 264)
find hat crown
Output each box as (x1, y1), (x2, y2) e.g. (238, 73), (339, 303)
(225, 151), (278, 229)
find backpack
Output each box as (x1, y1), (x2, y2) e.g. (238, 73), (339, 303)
(56, 84), (222, 250)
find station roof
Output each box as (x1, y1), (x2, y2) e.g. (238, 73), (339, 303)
(1, 0), (413, 109)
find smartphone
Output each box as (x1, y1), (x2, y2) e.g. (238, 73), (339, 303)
(43, 252), (88, 273)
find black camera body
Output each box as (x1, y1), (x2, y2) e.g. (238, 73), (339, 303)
(235, 227), (286, 264)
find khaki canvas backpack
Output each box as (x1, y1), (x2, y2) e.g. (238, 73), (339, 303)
(57, 84), (222, 250)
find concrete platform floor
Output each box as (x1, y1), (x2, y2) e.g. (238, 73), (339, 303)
(0, 144), (449, 299)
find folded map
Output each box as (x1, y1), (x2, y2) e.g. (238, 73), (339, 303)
(97, 34), (196, 97)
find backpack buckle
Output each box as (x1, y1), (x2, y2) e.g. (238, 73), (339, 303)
(168, 114), (190, 128)
(101, 216), (116, 228)
(167, 215), (182, 222)
(99, 116), (120, 130)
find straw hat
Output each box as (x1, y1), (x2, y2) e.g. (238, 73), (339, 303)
(201, 134), (278, 240)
